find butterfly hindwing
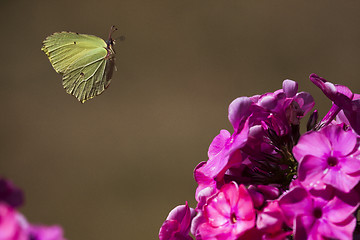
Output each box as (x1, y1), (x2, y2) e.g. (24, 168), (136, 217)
(42, 31), (116, 103)
(62, 47), (107, 102)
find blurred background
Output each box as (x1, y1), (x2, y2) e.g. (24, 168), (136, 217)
(1, 1), (360, 239)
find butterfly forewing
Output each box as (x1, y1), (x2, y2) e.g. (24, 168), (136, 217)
(42, 31), (116, 103)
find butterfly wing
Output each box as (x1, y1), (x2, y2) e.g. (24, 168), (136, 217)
(42, 32), (115, 103)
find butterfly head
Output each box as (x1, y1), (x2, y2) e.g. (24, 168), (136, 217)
(106, 25), (118, 49)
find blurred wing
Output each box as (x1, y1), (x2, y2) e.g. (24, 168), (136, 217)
(42, 32), (115, 103)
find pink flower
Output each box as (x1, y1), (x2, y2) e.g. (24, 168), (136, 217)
(256, 201), (284, 234)
(159, 202), (196, 240)
(193, 162), (218, 210)
(197, 182), (255, 240)
(0, 178), (66, 240)
(0, 204), (27, 240)
(28, 225), (66, 240)
(293, 124), (360, 193)
(279, 186), (358, 240)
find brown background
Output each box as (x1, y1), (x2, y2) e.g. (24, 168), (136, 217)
(1, 1), (360, 239)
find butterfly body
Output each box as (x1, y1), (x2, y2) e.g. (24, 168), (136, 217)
(42, 27), (117, 103)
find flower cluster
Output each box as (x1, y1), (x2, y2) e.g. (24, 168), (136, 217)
(159, 74), (360, 240)
(0, 177), (66, 240)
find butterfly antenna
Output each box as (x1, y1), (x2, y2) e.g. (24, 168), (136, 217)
(108, 26), (118, 43)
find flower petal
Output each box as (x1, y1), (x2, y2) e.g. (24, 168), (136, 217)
(278, 187), (311, 226)
(322, 125), (356, 155)
(298, 155), (327, 190)
(159, 220), (180, 240)
(282, 80), (298, 98)
(228, 97), (252, 131)
(293, 131), (331, 162)
(322, 167), (359, 193)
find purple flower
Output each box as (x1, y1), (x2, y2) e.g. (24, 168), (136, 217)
(229, 80), (313, 132)
(225, 80), (313, 186)
(159, 202), (196, 240)
(279, 186), (358, 240)
(0, 178), (24, 209)
(160, 75), (360, 239)
(196, 182), (255, 240)
(269, 80), (314, 126)
(310, 73), (360, 134)
(199, 119), (250, 181)
(0, 203), (27, 240)
(247, 185), (280, 209)
(197, 80), (314, 194)
(293, 124), (360, 193)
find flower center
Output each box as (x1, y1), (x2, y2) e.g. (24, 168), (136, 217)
(230, 212), (237, 224)
(313, 207), (322, 219)
(327, 156), (338, 167)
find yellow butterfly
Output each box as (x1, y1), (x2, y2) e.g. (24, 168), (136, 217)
(42, 26), (117, 103)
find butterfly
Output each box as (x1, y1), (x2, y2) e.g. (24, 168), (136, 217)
(41, 26), (118, 103)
